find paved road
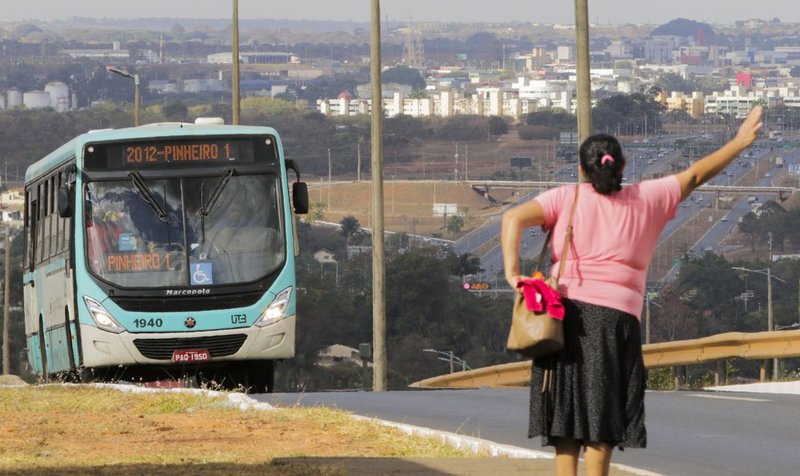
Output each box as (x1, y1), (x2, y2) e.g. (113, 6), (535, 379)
(258, 388), (800, 476)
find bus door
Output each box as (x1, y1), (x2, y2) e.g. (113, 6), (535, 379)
(55, 164), (79, 370)
(24, 187), (47, 376)
(42, 166), (78, 373)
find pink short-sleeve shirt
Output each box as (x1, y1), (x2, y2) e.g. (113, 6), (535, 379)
(534, 176), (682, 319)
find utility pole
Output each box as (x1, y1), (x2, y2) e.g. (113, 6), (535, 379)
(231, 0), (241, 125)
(453, 142), (459, 182)
(574, 0), (592, 144)
(767, 231), (777, 379)
(370, 0), (387, 392)
(133, 73), (141, 127)
(465, 144), (469, 181)
(357, 142), (361, 182)
(327, 148), (332, 208)
(2, 231), (10, 374)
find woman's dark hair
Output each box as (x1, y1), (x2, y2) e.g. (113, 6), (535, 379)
(578, 133), (626, 195)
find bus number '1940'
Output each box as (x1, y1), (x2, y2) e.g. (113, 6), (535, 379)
(134, 318), (163, 328)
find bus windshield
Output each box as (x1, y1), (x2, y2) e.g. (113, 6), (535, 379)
(85, 173), (284, 288)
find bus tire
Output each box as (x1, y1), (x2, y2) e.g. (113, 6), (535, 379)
(246, 360), (274, 394)
(38, 316), (49, 382)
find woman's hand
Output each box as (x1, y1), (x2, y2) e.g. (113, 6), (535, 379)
(506, 274), (524, 294)
(734, 105), (763, 149)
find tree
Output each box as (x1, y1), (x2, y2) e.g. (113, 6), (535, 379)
(307, 202), (327, 222)
(656, 72), (696, 94)
(524, 110), (576, 131)
(487, 116), (508, 139)
(382, 65), (426, 91)
(162, 100), (188, 121)
(447, 252), (483, 279)
(446, 215), (464, 235)
(240, 97), (296, 118)
(592, 93), (665, 135)
(340, 215), (361, 244)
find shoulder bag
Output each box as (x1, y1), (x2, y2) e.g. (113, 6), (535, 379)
(506, 184), (580, 358)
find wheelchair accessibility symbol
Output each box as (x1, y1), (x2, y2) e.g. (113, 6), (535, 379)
(191, 262), (213, 285)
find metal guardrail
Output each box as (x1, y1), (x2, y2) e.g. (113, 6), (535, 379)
(466, 180), (798, 194)
(410, 329), (800, 389)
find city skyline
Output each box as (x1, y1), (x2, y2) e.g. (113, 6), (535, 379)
(4, 0), (800, 26)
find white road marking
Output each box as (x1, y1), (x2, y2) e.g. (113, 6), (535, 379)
(687, 393), (769, 402)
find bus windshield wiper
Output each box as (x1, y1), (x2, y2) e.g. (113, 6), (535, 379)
(128, 171), (169, 222)
(198, 167), (234, 217)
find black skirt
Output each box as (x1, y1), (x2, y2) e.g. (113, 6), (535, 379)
(528, 298), (647, 449)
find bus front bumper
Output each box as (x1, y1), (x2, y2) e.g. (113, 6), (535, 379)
(79, 315), (296, 368)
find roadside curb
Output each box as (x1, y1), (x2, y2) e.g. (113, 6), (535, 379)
(352, 414), (552, 459)
(350, 416), (665, 476)
(93, 383), (662, 475)
(89, 382), (276, 411)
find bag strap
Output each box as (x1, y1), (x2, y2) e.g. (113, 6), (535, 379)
(533, 184), (581, 284)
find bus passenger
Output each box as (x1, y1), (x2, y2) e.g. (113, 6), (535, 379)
(86, 205), (127, 272)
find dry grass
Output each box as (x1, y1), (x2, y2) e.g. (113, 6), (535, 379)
(310, 181), (515, 238)
(0, 385), (476, 474)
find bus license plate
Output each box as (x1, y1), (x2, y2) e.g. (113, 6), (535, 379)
(172, 349), (210, 363)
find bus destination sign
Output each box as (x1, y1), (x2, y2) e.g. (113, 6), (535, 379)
(84, 137), (277, 170)
(124, 142), (236, 165)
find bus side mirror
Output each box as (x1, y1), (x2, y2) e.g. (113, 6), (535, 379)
(285, 159), (309, 214)
(292, 182), (309, 215)
(58, 184), (73, 218)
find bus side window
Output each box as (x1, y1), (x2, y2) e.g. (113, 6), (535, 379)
(55, 172), (66, 255)
(61, 166), (73, 254)
(25, 191), (35, 271)
(46, 176), (53, 259)
(36, 183), (44, 264)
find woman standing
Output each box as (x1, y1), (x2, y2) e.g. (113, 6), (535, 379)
(501, 106), (762, 476)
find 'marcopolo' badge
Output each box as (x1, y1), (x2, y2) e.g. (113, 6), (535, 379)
(184, 317), (197, 329)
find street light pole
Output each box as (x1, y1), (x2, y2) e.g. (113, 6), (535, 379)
(732, 266), (785, 380)
(106, 66), (141, 126)
(423, 348), (469, 373)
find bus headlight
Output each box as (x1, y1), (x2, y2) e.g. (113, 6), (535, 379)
(255, 287), (292, 328)
(83, 296), (125, 334)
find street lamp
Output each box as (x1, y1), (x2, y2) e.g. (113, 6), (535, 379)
(732, 266), (785, 380)
(106, 65), (141, 126)
(423, 348), (470, 373)
(644, 291), (662, 345)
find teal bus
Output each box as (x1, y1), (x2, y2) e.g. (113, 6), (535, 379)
(23, 119), (308, 392)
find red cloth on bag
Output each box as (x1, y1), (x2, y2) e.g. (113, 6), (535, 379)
(517, 278), (565, 320)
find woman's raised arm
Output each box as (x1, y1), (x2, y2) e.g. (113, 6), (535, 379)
(676, 105), (763, 201)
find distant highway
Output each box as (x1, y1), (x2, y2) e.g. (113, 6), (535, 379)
(457, 139), (796, 285)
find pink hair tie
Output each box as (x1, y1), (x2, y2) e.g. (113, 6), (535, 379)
(600, 154), (615, 165)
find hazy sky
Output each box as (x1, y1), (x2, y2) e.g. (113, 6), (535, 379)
(5, 1), (800, 25)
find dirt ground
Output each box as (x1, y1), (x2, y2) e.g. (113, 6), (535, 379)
(0, 377), (642, 476)
(0, 379), (470, 475)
